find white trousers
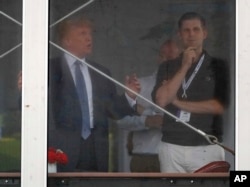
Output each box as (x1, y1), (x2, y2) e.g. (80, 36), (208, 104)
(158, 141), (225, 173)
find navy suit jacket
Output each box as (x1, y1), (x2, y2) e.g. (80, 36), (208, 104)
(48, 56), (135, 171)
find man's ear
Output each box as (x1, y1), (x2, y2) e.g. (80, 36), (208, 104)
(203, 29), (208, 40)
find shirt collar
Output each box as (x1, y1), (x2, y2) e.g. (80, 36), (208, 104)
(64, 53), (86, 68)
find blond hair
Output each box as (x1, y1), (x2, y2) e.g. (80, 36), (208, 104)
(56, 16), (93, 44)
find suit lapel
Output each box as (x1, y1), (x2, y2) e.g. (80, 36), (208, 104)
(60, 56), (76, 92)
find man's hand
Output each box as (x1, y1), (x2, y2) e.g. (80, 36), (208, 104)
(125, 73), (141, 99)
(182, 47), (197, 69)
(172, 97), (224, 115)
(145, 115), (163, 129)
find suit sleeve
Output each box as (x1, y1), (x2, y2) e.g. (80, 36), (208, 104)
(104, 70), (138, 120)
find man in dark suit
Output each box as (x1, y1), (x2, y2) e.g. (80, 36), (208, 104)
(48, 16), (140, 172)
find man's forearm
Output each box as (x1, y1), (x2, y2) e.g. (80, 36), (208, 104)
(116, 115), (147, 131)
(172, 99), (224, 114)
(145, 115), (163, 129)
(117, 114), (163, 131)
(155, 65), (189, 107)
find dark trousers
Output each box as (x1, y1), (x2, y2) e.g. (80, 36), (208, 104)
(76, 134), (98, 171)
(76, 128), (109, 172)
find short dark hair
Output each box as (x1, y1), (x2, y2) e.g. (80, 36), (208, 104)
(178, 12), (206, 29)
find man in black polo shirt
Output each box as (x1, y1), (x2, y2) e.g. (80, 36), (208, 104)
(152, 12), (230, 173)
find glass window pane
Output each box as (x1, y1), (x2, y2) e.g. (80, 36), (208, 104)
(0, 0), (22, 173)
(48, 0), (235, 185)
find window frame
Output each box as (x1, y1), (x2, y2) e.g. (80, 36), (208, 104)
(21, 0), (48, 186)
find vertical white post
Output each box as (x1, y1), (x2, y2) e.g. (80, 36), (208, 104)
(237, 0), (250, 170)
(21, 0), (48, 186)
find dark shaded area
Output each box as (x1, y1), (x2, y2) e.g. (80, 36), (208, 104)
(0, 0), (22, 172)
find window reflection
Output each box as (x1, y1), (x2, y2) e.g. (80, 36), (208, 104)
(49, 0), (235, 176)
(0, 0), (22, 172)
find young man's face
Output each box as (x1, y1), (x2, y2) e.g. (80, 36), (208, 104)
(63, 24), (93, 58)
(178, 19), (207, 51)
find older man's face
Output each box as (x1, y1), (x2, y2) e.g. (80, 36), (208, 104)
(63, 24), (93, 58)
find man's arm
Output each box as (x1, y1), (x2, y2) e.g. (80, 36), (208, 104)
(117, 114), (163, 131)
(155, 48), (196, 108)
(172, 98), (224, 114)
(154, 66), (188, 108)
(117, 104), (162, 130)
(124, 73), (141, 100)
(171, 57), (230, 115)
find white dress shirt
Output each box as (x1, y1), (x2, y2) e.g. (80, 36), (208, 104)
(64, 53), (136, 129)
(117, 71), (162, 154)
(64, 53), (94, 128)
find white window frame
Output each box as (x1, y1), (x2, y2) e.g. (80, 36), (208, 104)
(19, 0), (250, 187)
(236, 0), (250, 169)
(21, 0), (48, 186)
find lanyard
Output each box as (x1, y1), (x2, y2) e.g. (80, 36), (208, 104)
(182, 54), (205, 98)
